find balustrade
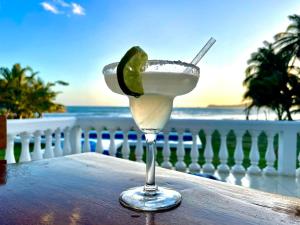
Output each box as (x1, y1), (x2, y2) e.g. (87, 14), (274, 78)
(63, 127), (72, 156)
(202, 129), (215, 173)
(263, 131), (277, 175)
(247, 130), (261, 175)
(108, 129), (116, 156)
(188, 130), (201, 173)
(83, 127), (91, 153)
(19, 132), (31, 162)
(121, 130), (130, 159)
(297, 151), (300, 177)
(5, 134), (15, 163)
(135, 132), (144, 162)
(161, 131), (172, 169)
(3, 117), (300, 179)
(96, 128), (104, 154)
(217, 129), (229, 173)
(32, 130), (43, 160)
(231, 130), (246, 174)
(54, 128), (63, 157)
(43, 129), (54, 159)
(175, 130), (187, 172)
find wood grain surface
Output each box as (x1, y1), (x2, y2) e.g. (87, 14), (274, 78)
(0, 153), (299, 225)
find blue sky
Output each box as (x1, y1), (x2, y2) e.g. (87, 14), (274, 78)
(0, 0), (300, 107)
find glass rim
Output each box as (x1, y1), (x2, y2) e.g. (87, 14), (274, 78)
(102, 59), (200, 76)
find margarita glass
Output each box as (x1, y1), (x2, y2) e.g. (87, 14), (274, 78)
(103, 60), (200, 211)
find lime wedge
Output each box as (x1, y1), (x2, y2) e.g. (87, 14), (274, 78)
(117, 46), (148, 97)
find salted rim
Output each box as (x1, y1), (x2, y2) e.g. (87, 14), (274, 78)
(102, 60), (200, 76)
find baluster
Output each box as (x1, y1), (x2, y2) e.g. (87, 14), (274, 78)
(19, 132), (31, 162)
(161, 131), (172, 169)
(44, 129), (54, 159)
(70, 126), (81, 154)
(108, 129), (116, 156)
(83, 128), (91, 153)
(189, 130), (201, 173)
(231, 130), (245, 174)
(175, 130), (187, 172)
(247, 130), (261, 174)
(121, 130), (130, 159)
(135, 131), (143, 162)
(202, 129), (215, 173)
(54, 128), (63, 157)
(63, 127), (71, 156)
(32, 130), (43, 160)
(263, 131), (277, 175)
(155, 142), (158, 166)
(96, 128), (104, 154)
(217, 129), (230, 173)
(297, 150), (300, 177)
(278, 130), (297, 176)
(5, 134), (16, 164)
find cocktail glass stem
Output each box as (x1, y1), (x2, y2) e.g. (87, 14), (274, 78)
(144, 133), (158, 194)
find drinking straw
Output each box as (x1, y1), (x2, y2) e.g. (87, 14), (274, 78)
(190, 37), (216, 65)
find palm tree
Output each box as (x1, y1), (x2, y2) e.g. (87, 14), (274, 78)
(0, 64), (33, 118)
(243, 41), (300, 120)
(27, 78), (68, 118)
(0, 63), (68, 119)
(274, 14), (300, 66)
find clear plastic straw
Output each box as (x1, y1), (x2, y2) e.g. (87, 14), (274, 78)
(190, 37), (216, 65)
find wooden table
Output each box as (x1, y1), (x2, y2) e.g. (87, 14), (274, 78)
(0, 153), (299, 225)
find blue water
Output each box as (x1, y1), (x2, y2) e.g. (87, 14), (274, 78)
(44, 106), (275, 120)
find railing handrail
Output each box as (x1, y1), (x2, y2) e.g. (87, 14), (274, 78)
(7, 117), (77, 135)
(7, 116), (300, 132)
(77, 116), (300, 131)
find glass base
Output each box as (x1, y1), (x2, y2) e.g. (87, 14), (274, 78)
(119, 186), (182, 212)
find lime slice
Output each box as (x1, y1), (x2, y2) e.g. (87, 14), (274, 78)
(117, 46), (148, 97)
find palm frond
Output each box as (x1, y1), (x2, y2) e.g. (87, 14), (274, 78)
(55, 80), (69, 86)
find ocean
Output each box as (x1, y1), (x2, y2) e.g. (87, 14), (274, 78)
(44, 106), (278, 120)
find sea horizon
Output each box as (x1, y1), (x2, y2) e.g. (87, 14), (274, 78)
(44, 105), (280, 120)
(63, 103), (245, 109)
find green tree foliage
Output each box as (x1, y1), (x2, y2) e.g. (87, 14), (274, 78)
(243, 42), (300, 120)
(243, 14), (300, 120)
(274, 14), (300, 66)
(0, 63), (68, 119)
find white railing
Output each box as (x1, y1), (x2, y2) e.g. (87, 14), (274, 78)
(5, 117), (77, 163)
(4, 116), (300, 177)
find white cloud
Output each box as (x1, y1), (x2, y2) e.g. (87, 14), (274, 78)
(71, 3), (85, 15)
(40, 2), (59, 14)
(54, 0), (70, 7)
(40, 1), (85, 16)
